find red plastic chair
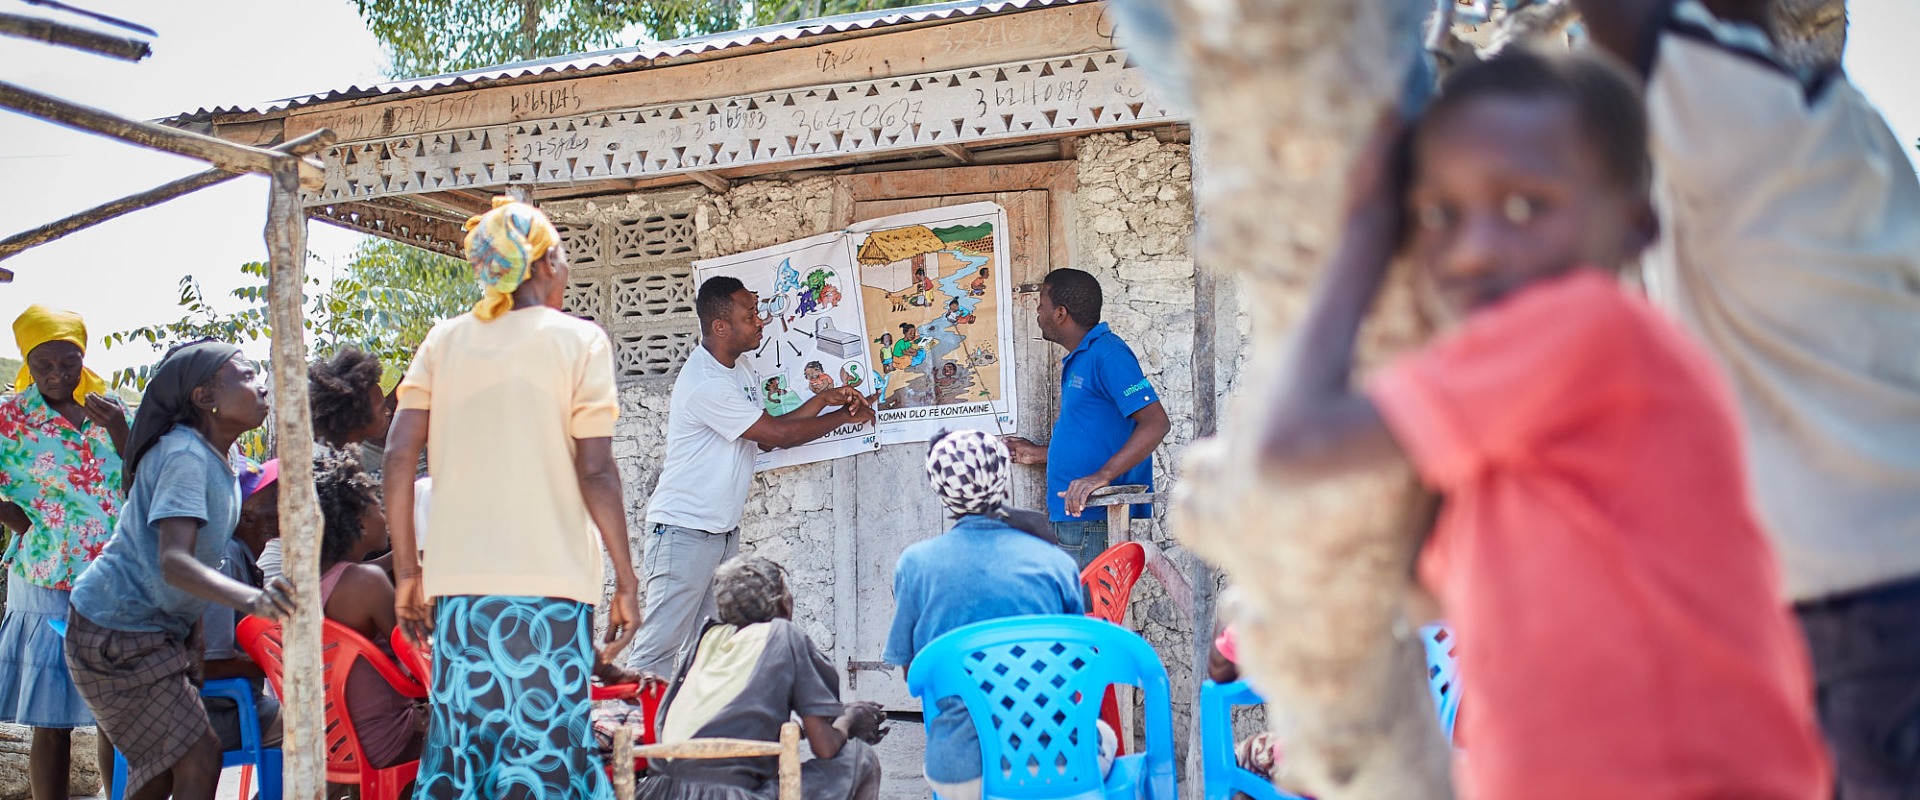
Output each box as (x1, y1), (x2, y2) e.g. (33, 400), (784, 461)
(1080, 542), (1148, 755)
(237, 616), (428, 800)
(388, 627), (665, 773)
(1082, 542), (1148, 626)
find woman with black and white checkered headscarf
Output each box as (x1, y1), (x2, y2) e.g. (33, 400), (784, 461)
(925, 430), (1056, 543)
(903, 429), (1110, 800)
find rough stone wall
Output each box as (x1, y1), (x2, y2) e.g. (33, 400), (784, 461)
(1072, 131), (1224, 749)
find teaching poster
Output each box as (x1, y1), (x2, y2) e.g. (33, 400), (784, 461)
(849, 202), (1018, 444)
(693, 231), (879, 471)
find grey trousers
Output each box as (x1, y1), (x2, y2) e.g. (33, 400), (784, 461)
(627, 523), (740, 677)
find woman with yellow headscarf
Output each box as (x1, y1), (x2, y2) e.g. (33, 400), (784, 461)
(0, 305), (128, 800)
(463, 195), (560, 322)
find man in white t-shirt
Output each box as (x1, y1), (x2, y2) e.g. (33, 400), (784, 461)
(629, 275), (874, 676)
(1575, 2), (1920, 795)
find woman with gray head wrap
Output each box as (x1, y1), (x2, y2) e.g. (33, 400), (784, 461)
(924, 429), (1056, 543)
(713, 556), (794, 626)
(638, 554), (886, 800)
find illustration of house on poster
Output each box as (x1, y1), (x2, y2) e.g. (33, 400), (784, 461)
(690, 202), (1017, 471)
(851, 202), (1016, 444)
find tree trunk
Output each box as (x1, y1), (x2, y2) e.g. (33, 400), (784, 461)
(265, 161), (326, 800)
(1112, 0), (1451, 797)
(519, 0), (541, 61)
(1769, 0), (1846, 68)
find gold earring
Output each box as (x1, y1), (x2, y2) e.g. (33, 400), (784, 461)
(211, 406), (219, 415)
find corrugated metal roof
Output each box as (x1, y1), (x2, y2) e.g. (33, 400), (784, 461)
(171, 0), (1096, 122)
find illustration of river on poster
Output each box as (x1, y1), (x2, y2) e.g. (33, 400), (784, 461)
(850, 202), (1017, 444)
(693, 230), (879, 471)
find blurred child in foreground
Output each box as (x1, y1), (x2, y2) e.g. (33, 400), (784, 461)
(1258, 48), (1828, 799)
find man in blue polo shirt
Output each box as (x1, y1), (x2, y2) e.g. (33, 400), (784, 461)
(1004, 268), (1171, 572)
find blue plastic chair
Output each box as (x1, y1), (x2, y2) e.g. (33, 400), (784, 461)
(905, 614), (1176, 800)
(47, 619), (281, 799)
(110, 678), (282, 800)
(1198, 680), (1306, 800)
(1198, 624), (1463, 800)
(1419, 624), (1461, 740)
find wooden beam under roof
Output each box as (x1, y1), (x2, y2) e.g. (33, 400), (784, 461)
(410, 190), (494, 217)
(935, 144), (974, 164)
(309, 200), (466, 258)
(688, 171), (732, 193)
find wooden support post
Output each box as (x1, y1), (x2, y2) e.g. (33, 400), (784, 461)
(0, 130), (337, 263)
(611, 727), (636, 800)
(778, 722), (801, 800)
(1105, 502), (1131, 545)
(1183, 128), (1221, 800)
(689, 170), (732, 193)
(0, 12), (149, 61)
(0, 81), (325, 189)
(936, 143), (975, 164)
(1090, 483), (1175, 755)
(1089, 485), (1150, 545)
(264, 161), (326, 800)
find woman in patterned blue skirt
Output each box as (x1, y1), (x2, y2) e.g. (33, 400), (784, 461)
(383, 197), (642, 799)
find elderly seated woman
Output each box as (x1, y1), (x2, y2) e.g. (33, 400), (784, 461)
(636, 555), (886, 800)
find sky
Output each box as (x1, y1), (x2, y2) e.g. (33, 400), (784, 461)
(0, 0), (387, 374)
(0, 0), (1915, 377)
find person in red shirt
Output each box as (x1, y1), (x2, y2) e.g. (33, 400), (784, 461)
(1259, 48), (1829, 799)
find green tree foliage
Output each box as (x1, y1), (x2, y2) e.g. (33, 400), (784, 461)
(325, 239), (480, 369)
(105, 241), (477, 390)
(356, 0), (932, 79)
(104, 261), (278, 389)
(103, 240), (475, 459)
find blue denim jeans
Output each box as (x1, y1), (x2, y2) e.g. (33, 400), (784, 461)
(1050, 519), (1110, 578)
(1796, 574), (1920, 799)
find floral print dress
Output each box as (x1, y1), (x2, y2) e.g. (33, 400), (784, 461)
(0, 386), (123, 589)
(0, 386), (125, 727)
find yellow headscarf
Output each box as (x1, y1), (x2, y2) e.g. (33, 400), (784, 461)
(463, 196), (559, 322)
(11, 305), (108, 402)
(379, 362), (405, 395)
